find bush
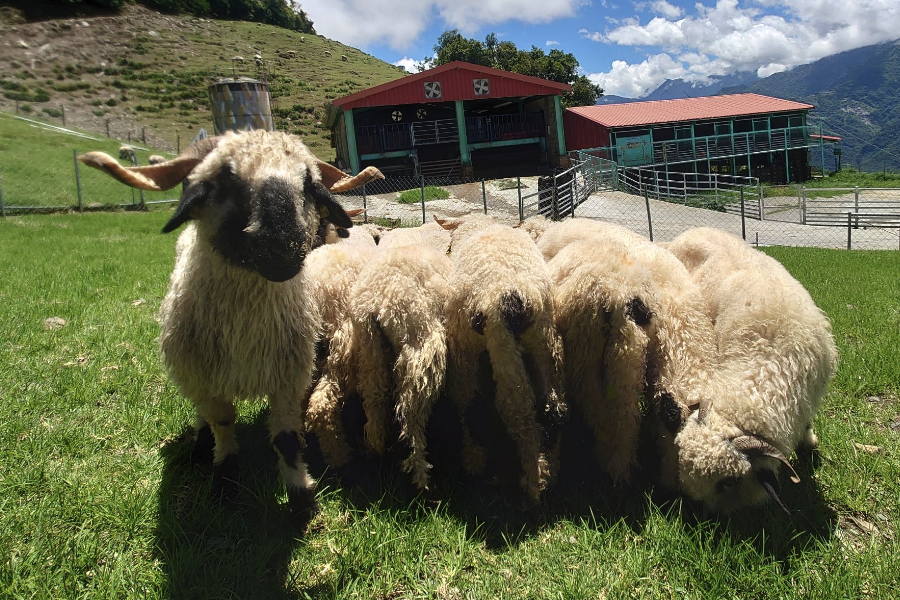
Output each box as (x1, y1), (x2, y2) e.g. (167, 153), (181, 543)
(397, 186), (451, 204)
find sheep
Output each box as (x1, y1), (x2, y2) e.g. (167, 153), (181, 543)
(349, 244), (454, 492)
(536, 217), (649, 262)
(77, 130), (383, 528)
(148, 154), (166, 165)
(118, 145), (136, 164)
(341, 55), (348, 62)
(378, 221), (451, 253)
(324, 50), (332, 57)
(667, 227), (839, 514)
(444, 223), (567, 505)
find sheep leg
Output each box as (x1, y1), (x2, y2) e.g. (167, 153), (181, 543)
(485, 324), (543, 505)
(598, 314), (648, 483)
(447, 331), (486, 475)
(306, 369), (353, 470)
(191, 413), (215, 465)
(356, 319), (392, 456)
(196, 399), (239, 499)
(395, 327), (447, 492)
(269, 395), (318, 529)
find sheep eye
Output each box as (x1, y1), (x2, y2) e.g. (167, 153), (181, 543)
(715, 476), (739, 493)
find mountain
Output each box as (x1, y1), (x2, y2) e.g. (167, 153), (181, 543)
(595, 94), (634, 105)
(723, 40), (900, 171)
(0, 4), (407, 160)
(643, 71), (758, 101)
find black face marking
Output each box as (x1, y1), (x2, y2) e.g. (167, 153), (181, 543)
(470, 311), (486, 335)
(287, 486), (319, 530)
(273, 430), (305, 470)
(162, 180), (211, 233)
(715, 475), (739, 494)
(626, 297), (653, 327)
(216, 420), (232, 427)
(500, 291), (532, 337)
(304, 178), (353, 229)
(658, 391), (683, 434)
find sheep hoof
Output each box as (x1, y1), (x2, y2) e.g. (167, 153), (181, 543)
(212, 454), (240, 502)
(191, 423), (215, 466)
(288, 486), (319, 530)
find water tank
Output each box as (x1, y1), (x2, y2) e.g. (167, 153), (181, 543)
(207, 77), (274, 135)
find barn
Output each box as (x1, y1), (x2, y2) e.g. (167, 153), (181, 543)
(564, 93), (818, 184)
(326, 61), (571, 179)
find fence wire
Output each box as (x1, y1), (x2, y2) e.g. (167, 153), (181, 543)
(1, 142), (898, 250)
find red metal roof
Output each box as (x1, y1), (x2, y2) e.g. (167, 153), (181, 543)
(567, 93), (814, 128)
(810, 134), (842, 142)
(331, 61), (571, 111)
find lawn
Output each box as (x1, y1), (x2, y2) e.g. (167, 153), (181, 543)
(0, 211), (898, 599)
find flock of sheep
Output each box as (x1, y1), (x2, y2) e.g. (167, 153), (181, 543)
(78, 129), (838, 529)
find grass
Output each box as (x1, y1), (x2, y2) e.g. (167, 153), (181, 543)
(397, 186), (451, 204)
(0, 210), (898, 598)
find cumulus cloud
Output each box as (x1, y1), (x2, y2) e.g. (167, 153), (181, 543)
(547, 40), (561, 46)
(301, 0), (584, 50)
(585, 0), (900, 97)
(394, 57), (420, 73)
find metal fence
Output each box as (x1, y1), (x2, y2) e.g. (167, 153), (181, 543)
(1, 135), (898, 250)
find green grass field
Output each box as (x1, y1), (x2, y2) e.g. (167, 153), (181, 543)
(0, 210), (897, 598)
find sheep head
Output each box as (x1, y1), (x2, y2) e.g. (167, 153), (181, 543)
(78, 130), (383, 282)
(675, 409), (801, 514)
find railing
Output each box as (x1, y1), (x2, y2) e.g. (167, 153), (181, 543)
(466, 113), (545, 144)
(800, 187), (900, 226)
(356, 123), (414, 154)
(581, 125), (813, 168)
(412, 119), (459, 145)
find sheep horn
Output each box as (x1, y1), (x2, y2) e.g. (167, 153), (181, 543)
(758, 475), (791, 515)
(317, 163), (384, 193)
(732, 435), (801, 484)
(697, 399), (710, 423)
(77, 137), (221, 191)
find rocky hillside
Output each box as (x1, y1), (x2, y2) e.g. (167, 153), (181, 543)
(0, 4), (408, 159)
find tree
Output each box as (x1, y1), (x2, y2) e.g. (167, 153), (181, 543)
(430, 30), (602, 106)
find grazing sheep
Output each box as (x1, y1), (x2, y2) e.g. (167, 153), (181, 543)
(118, 145), (136, 164)
(378, 221), (451, 253)
(324, 50), (332, 57)
(341, 55), (348, 62)
(668, 227), (839, 514)
(77, 130), (383, 528)
(349, 244), (454, 492)
(445, 224), (567, 505)
(547, 238), (653, 483)
(536, 217), (649, 261)
(148, 154), (166, 165)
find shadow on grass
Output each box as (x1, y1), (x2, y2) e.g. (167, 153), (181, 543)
(154, 411), (303, 600)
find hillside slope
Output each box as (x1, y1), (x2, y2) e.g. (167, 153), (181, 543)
(0, 4), (408, 160)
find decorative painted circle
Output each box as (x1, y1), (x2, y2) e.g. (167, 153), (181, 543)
(392, 110), (403, 121)
(473, 78), (490, 95)
(424, 81), (442, 99)
(417, 108), (427, 119)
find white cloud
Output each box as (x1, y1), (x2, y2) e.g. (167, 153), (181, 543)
(301, 0), (584, 50)
(394, 57), (420, 73)
(547, 40), (561, 46)
(586, 0), (900, 97)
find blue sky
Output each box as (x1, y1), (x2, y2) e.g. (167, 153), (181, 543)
(299, 0), (900, 98)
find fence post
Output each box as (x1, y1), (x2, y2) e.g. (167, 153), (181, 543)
(61, 105), (65, 127)
(517, 176), (523, 222)
(420, 175), (426, 224)
(846, 212), (852, 250)
(797, 186), (803, 223)
(73, 149), (83, 212)
(801, 186), (807, 224)
(142, 127), (146, 144)
(105, 119), (110, 138)
(362, 182), (367, 224)
(552, 173), (558, 220)
(740, 187), (746, 241)
(0, 162), (6, 217)
(132, 154), (145, 210)
(482, 179), (487, 214)
(854, 186), (859, 214)
(643, 184), (654, 242)
(758, 184), (765, 220)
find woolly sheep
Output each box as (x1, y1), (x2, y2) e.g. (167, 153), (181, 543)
(445, 224), (567, 505)
(349, 244), (454, 492)
(668, 227), (838, 514)
(378, 221), (451, 253)
(536, 217), (649, 261)
(77, 130), (383, 528)
(341, 55), (348, 62)
(118, 145), (136, 164)
(148, 154), (166, 165)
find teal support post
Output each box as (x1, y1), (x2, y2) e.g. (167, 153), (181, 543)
(344, 109), (360, 175)
(819, 124), (825, 176)
(553, 95), (566, 156)
(455, 101), (471, 165)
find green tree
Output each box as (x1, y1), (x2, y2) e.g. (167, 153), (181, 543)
(564, 75), (604, 108)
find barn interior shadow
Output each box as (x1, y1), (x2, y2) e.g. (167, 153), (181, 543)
(154, 410), (301, 600)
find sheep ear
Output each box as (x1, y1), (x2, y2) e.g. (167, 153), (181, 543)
(345, 208), (364, 218)
(78, 137), (220, 191)
(305, 179), (353, 229)
(316, 162), (384, 193)
(434, 216), (462, 231)
(162, 182), (208, 233)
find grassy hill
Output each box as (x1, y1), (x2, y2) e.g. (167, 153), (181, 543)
(0, 3), (408, 161)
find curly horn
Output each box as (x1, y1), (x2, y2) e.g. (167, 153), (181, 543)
(78, 137), (221, 191)
(732, 435), (801, 484)
(317, 162), (384, 193)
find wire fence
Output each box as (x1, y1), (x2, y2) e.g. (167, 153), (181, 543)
(1, 134), (898, 250)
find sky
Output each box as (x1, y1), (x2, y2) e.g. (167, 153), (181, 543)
(298, 0), (900, 98)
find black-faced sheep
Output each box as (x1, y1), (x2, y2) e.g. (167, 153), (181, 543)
(118, 145), (136, 164)
(148, 154), (166, 165)
(667, 227), (838, 514)
(445, 223), (567, 505)
(78, 130), (383, 528)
